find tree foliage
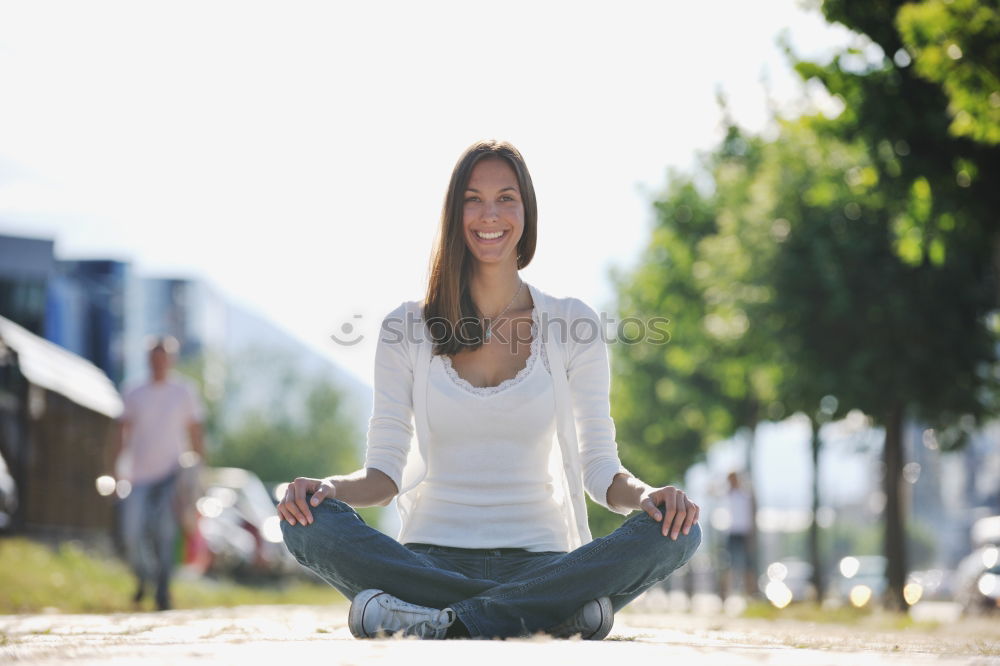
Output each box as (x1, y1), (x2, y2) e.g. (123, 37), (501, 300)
(897, 0), (1000, 145)
(786, 2), (1000, 606)
(604, 3), (1000, 603)
(795, 0), (1000, 272)
(204, 347), (364, 485)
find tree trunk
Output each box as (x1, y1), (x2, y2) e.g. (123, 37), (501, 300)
(883, 402), (907, 611)
(993, 231), (1000, 309)
(744, 399), (760, 587)
(808, 415), (823, 602)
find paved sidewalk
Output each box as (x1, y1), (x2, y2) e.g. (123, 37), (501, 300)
(2, 604), (998, 665)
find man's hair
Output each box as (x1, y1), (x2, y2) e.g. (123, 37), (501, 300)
(145, 334), (180, 355)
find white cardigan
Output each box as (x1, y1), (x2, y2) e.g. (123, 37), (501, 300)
(364, 281), (634, 551)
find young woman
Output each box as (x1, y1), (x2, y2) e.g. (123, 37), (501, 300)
(277, 139), (701, 640)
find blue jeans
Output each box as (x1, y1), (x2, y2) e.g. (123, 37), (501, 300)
(280, 495), (701, 639)
(119, 468), (180, 604)
(727, 533), (751, 572)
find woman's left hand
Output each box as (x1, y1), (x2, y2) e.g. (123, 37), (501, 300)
(639, 485), (700, 540)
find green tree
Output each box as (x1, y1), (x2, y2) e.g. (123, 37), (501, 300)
(213, 377), (360, 485)
(897, 0), (1000, 145)
(598, 174), (748, 539)
(610, 42), (999, 603)
(598, 116), (792, 543)
(787, 0), (1000, 609)
(792, 1), (1000, 278)
(705, 120), (850, 600)
(758, 113), (997, 608)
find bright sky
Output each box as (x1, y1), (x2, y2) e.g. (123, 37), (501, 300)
(0, 0), (855, 387)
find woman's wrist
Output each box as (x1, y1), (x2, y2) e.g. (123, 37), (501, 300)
(606, 472), (649, 512)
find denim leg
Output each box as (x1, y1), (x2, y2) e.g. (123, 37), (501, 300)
(150, 473), (179, 604)
(279, 497), (503, 608)
(448, 508), (703, 639)
(120, 483), (154, 584)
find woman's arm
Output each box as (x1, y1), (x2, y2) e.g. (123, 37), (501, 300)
(278, 468), (398, 525)
(360, 301), (416, 495)
(566, 298), (700, 537)
(324, 467), (398, 507)
(607, 470), (701, 540)
(564, 298), (634, 515)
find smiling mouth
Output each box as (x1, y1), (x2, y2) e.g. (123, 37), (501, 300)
(474, 229), (508, 242)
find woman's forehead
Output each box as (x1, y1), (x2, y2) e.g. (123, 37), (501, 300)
(468, 158), (518, 187)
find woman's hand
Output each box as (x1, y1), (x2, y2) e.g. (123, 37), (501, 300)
(639, 485), (700, 540)
(277, 476), (337, 526)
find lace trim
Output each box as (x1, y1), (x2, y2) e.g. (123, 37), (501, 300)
(440, 307), (550, 397)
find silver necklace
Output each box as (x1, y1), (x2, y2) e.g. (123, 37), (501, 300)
(479, 278), (524, 342)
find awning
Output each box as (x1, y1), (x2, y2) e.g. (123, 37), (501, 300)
(0, 314), (123, 418)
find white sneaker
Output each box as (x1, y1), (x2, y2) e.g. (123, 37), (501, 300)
(349, 589), (457, 639)
(545, 596), (613, 640)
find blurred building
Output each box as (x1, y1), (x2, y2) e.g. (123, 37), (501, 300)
(0, 314), (122, 536)
(0, 230), (375, 534)
(0, 231), (372, 425)
(0, 233), (223, 390)
(0, 234), (55, 338)
(46, 259), (130, 386)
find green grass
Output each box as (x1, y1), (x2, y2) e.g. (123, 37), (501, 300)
(742, 599), (875, 623)
(741, 599), (938, 631)
(0, 536), (346, 614)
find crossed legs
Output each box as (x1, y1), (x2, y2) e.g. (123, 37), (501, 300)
(280, 496), (701, 639)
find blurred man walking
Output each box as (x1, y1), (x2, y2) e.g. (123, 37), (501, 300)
(725, 471), (757, 598)
(113, 335), (205, 611)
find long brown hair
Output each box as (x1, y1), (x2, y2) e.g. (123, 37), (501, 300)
(423, 139), (538, 356)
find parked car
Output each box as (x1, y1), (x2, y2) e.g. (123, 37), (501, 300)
(0, 450), (17, 532)
(758, 558), (816, 608)
(195, 467), (298, 579)
(954, 515), (1000, 615)
(834, 555), (887, 608)
(905, 568), (955, 605)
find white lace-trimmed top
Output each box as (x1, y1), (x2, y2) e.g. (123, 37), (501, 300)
(396, 307), (571, 552)
(438, 307), (551, 396)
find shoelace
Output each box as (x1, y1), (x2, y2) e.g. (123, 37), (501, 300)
(401, 609), (455, 638)
(376, 595), (436, 620)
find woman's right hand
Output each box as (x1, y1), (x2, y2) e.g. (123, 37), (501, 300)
(277, 476), (337, 526)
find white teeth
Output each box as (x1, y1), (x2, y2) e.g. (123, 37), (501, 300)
(476, 230), (505, 240)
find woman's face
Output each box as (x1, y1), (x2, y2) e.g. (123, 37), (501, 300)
(462, 157), (524, 268)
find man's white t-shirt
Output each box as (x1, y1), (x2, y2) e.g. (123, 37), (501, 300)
(727, 486), (754, 536)
(119, 375), (204, 485)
